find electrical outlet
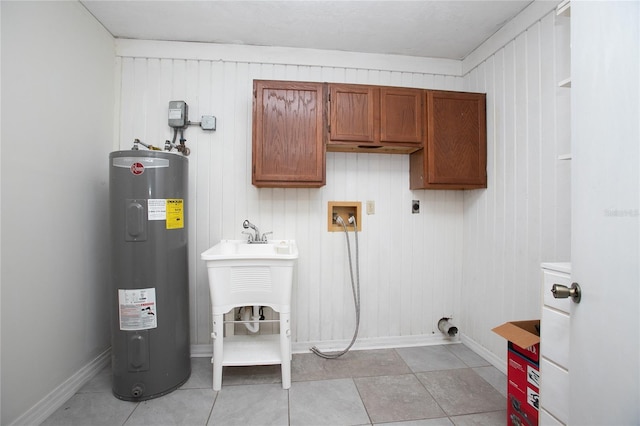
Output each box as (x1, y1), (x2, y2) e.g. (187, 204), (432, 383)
(366, 200), (375, 215)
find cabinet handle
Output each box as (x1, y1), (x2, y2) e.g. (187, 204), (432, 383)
(551, 282), (582, 303)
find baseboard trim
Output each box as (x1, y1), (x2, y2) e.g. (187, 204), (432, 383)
(9, 348), (111, 426)
(460, 333), (506, 374)
(190, 333), (459, 358)
(190, 344), (214, 358)
(294, 334), (459, 353)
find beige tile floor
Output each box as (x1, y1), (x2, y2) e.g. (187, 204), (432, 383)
(41, 343), (507, 426)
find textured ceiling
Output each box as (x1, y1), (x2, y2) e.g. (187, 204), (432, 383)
(82, 0), (535, 60)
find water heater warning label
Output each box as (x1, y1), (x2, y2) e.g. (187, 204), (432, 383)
(147, 199), (184, 229)
(166, 199), (184, 229)
(118, 288), (157, 331)
(148, 199), (167, 221)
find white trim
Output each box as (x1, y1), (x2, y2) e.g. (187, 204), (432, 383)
(115, 39), (462, 76)
(9, 348), (111, 426)
(295, 334), (460, 353)
(191, 334), (459, 358)
(462, 0), (561, 75)
(112, 56), (122, 151)
(460, 333), (507, 375)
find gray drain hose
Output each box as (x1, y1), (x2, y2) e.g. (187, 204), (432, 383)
(310, 216), (360, 359)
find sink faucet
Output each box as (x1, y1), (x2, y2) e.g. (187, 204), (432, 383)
(242, 220), (271, 243)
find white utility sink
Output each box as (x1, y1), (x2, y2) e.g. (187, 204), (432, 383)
(201, 239), (298, 261)
(200, 239), (298, 314)
(200, 239), (299, 391)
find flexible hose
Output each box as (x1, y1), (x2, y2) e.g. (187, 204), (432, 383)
(310, 216), (360, 359)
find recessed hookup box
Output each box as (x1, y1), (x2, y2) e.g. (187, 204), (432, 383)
(328, 201), (362, 232)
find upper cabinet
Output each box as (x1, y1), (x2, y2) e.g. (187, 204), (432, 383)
(409, 90), (487, 189)
(327, 83), (424, 153)
(328, 84), (377, 144)
(380, 87), (425, 144)
(252, 80), (326, 188)
(251, 80), (487, 190)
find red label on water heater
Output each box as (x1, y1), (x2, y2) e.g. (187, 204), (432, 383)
(130, 162), (144, 175)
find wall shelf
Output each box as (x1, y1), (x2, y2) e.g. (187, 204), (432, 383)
(557, 0), (571, 17)
(556, 0), (571, 88)
(558, 78), (572, 88)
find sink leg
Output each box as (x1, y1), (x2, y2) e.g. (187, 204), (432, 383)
(279, 312), (291, 389)
(212, 313), (224, 391)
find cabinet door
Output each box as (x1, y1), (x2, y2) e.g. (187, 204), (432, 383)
(427, 91), (486, 186)
(252, 80), (325, 187)
(410, 90), (486, 189)
(380, 87), (424, 144)
(329, 84), (378, 144)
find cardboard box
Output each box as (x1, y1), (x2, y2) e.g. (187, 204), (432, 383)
(492, 320), (540, 363)
(493, 320), (541, 426)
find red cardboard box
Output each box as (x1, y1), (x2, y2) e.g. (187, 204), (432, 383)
(507, 349), (539, 425)
(493, 320), (540, 426)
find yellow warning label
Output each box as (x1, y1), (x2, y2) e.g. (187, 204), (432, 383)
(165, 199), (184, 229)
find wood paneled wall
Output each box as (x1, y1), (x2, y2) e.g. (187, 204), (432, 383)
(114, 4), (569, 362)
(115, 48), (466, 349)
(460, 10), (571, 363)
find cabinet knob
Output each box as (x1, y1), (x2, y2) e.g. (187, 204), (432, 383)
(551, 282), (582, 303)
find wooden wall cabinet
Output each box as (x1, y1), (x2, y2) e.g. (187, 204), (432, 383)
(252, 80), (326, 187)
(252, 80), (486, 190)
(410, 90), (487, 189)
(328, 84), (378, 144)
(327, 84), (424, 154)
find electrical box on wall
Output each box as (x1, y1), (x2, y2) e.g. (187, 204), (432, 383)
(168, 101), (188, 128)
(200, 115), (216, 130)
(328, 201), (362, 232)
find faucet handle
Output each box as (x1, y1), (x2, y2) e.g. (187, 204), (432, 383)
(261, 231), (273, 242)
(241, 230), (254, 242)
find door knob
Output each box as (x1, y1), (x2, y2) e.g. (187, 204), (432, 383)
(551, 282), (581, 303)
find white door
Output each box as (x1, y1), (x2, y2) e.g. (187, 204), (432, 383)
(570, 1), (639, 424)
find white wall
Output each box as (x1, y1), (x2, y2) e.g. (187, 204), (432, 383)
(0, 2), (115, 424)
(114, 41), (466, 351)
(460, 5), (570, 365)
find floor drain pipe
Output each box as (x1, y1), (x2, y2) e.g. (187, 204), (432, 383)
(438, 317), (458, 337)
